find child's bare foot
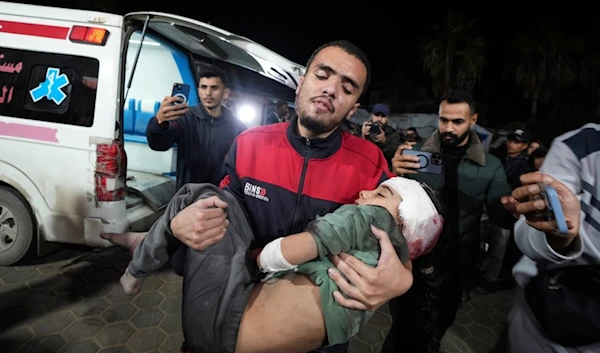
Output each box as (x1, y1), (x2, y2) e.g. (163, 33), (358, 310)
(120, 268), (143, 296)
(100, 231), (145, 255)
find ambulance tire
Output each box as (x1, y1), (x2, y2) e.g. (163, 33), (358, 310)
(0, 186), (35, 266)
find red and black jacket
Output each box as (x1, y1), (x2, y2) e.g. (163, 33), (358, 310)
(220, 118), (394, 247)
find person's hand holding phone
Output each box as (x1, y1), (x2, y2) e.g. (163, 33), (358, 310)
(156, 96), (190, 124)
(501, 172), (581, 250)
(391, 143), (422, 175)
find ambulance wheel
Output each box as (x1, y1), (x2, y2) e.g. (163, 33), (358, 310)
(0, 186), (35, 266)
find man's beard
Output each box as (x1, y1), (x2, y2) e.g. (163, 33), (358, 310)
(296, 93), (348, 137)
(298, 114), (340, 136)
(440, 130), (470, 148)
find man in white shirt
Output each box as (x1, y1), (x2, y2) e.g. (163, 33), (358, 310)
(502, 123), (600, 352)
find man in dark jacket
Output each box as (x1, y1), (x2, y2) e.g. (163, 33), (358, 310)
(490, 129), (534, 190)
(146, 65), (247, 189)
(358, 103), (402, 170)
(102, 64), (247, 353)
(264, 100), (290, 125)
(102, 64), (246, 271)
(384, 89), (514, 353)
(474, 129), (536, 294)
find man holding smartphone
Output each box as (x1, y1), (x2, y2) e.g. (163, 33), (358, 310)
(359, 103), (402, 170)
(146, 64), (247, 189)
(383, 89), (514, 353)
(102, 64), (246, 272)
(501, 123), (600, 353)
(102, 64), (247, 353)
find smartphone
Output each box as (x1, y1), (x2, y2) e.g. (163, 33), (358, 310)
(537, 184), (569, 234)
(370, 123), (382, 136)
(171, 83), (190, 106)
(402, 149), (443, 174)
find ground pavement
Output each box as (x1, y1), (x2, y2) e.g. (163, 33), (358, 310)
(0, 246), (512, 353)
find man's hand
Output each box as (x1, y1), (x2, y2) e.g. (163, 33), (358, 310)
(361, 121), (372, 138)
(391, 143), (421, 175)
(170, 196), (229, 250)
(156, 96), (190, 124)
(328, 225), (413, 311)
(373, 130), (386, 144)
(501, 172), (581, 249)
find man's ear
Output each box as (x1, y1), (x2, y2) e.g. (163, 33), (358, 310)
(470, 113), (479, 127)
(295, 75), (304, 95)
(345, 103), (361, 119)
(223, 88), (230, 100)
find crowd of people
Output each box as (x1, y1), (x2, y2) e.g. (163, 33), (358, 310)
(100, 40), (599, 353)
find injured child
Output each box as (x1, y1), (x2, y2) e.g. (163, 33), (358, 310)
(113, 177), (443, 353)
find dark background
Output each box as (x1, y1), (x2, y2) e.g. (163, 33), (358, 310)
(11, 0), (600, 143)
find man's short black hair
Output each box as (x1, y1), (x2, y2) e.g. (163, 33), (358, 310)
(305, 40), (371, 97)
(276, 100), (288, 109)
(441, 89), (476, 115)
(198, 64), (228, 87)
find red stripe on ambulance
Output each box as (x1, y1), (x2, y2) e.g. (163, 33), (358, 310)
(0, 20), (69, 39)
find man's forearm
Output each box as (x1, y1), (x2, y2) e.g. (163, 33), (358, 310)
(514, 216), (583, 263)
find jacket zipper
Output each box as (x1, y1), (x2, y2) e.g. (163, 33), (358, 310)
(290, 138), (312, 229)
(207, 116), (214, 159)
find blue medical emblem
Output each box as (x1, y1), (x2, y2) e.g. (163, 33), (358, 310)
(29, 67), (70, 105)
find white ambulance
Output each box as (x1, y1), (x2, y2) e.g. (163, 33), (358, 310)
(0, 2), (304, 265)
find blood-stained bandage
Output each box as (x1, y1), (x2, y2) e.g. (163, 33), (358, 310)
(381, 177), (444, 260)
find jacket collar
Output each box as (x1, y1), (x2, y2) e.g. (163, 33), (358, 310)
(191, 104), (234, 122)
(285, 115), (343, 158)
(421, 130), (487, 166)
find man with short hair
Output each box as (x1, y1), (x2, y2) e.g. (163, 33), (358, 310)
(264, 100), (290, 124)
(385, 89), (514, 352)
(170, 40), (414, 353)
(147, 64), (247, 188)
(101, 64), (246, 274)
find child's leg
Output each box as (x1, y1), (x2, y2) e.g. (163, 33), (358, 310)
(181, 188), (258, 353)
(121, 184), (220, 295)
(100, 231), (146, 256)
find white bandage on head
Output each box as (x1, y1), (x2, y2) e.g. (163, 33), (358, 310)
(380, 177), (444, 260)
(258, 237), (297, 273)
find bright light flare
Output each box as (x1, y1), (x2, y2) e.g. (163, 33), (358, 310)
(237, 104), (256, 123)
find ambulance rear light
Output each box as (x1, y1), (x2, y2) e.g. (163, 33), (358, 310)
(69, 26), (109, 46)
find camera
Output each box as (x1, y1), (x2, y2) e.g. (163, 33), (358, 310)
(402, 150), (443, 174)
(369, 123), (382, 135)
(430, 153), (443, 165)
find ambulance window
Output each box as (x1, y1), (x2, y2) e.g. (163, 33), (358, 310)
(0, 47), (99, 127)
(125, 32), (198, 106)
